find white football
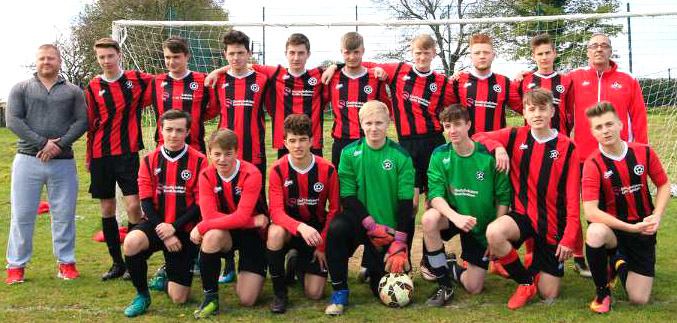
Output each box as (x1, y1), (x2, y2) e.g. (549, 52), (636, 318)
(378, 273), (414, 308)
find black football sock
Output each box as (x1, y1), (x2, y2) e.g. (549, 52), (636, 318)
(125, 253), (148, 294)
(266, 248), (288, 298)
(199, 251), (221, 294)
(225, 251), (235, 273)
(425, 247), (452, 288)
(102, 217), (123, 265)
(614, 256), (629, 288)
(586, 244), (610, 295)
(499, 248), (532, 285)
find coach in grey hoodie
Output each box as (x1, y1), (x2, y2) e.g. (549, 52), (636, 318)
(5, 44), (88, 283)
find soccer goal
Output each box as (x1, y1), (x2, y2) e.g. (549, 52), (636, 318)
(112, 11), (677, 192)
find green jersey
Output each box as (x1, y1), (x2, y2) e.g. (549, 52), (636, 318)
(339, 138), (415, 229)
(427, 141), (511, 246)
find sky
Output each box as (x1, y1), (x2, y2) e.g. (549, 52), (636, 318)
(2, 0), (677, 102)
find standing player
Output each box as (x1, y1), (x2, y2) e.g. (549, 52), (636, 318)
(266, 114), (340, 313)
(189, 129), (269, 318)
(321, 32), (391, 168)
(324, 101), (414, 316)
(568, 33), (648, 164)
(453, 34), (516, 136)
(211, 30), (269, 181)
(582, 102), (670, 313)
(475, 89), (581, 310)
(85, 38), (153, 280)
(421, 104), (511, 306)
(508, 33), (589, 277)
(122, 110), (206, 317)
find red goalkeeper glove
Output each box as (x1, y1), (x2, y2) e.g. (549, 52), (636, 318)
(362, 216), (395, 248)
(384, 232), (410, 273)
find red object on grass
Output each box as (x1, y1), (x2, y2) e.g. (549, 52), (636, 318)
(37, 201), (50, 215)
(92, 226), (128, 243)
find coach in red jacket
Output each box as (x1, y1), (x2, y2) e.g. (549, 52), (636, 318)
(568, 33), (648, 163)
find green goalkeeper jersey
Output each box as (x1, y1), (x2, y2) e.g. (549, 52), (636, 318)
(427, 141), (511, 246)
(339, 138), (415, 229)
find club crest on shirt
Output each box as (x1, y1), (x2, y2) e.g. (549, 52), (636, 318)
(363, 85), (373, 94)
(125, 81), (133, 89)
(476, 171), (484, 181)
(556, 85), (565, 93)
(429, 83), (438, 93)
(190, 82), (199, 90)
(634, 164), (645, 176)
(313, 182), (324, 192)
(250, 84), (260, 92)
(180, 170), (192, 180)
(611, 82), (623, 89)
(492, 84), (502, 93)
(308, 77), (318, 86)
(604, 170), (614, 179)
(382, 159), (393, 170)
(549, 150), (560, 159)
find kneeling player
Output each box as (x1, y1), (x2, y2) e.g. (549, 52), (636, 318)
(582, 102), (670, 313)
(122, 110), (207, 317)
(266, 114), (340, 313)
(422, 104), (511, 306)
(324, 100), (415, 315)
(190, 129), (269, 318)
(474, 88), (582, 309)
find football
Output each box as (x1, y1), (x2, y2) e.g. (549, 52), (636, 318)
(378, 273), (414, 308)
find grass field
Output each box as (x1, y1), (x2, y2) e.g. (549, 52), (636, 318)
(1, 115), (677, 322)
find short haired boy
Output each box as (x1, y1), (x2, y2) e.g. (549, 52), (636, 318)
(582, 102), (670, 313)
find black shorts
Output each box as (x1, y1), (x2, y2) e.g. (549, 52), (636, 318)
(133, 221), (198, 287)
(331, 138), (358, 169)
(228, 229), (267, 277)
(613, 229), (656, 277)
(277, 148), (323, 159)
(508, 212), (564, 277)
(284, 236), (328, 277)
(89, 153), (140, 199)
(399, 133), (446, 192)
(440, 220), (490, 270)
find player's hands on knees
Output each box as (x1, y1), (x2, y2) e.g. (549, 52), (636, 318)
(641, 214), (661, 235)
(371, 67), (388, 81)
(252, 214), (269, 228)
(298, 223), (322, 247)
(384, 238), (410, 273)
(450, 214), (477, 233)
(555, 244), (573, 262)
(155, 222), (176, 240)
(362, 216), (395, 249)
(164, 235), (182, 252)
(190, 227), (203, 245)
(312, 249), (327, 271)
(321, 64), (338, 85)
(494, 147), (510, 173)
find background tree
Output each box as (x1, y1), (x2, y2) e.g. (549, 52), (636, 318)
(69, 0), (229, 82)
(371, 0), (621, 74)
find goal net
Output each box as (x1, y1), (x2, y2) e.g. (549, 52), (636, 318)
(113, 11), (677, 192)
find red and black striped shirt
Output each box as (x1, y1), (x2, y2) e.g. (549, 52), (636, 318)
(213, 70), (269, 166)
(254, 65), (326, 149)
(508, 71), (574, 136)
(138, 145), (207, 232)
(582, 142), (668, 223)
(149, 71), (219, 153)
(326, 69), (391, 140)
(85, 70), (152, 160)
(453, 71), (513, 136)
(268, 155), (340, 252)
(196, 161), (268, 234)
(376, 62), (456, 138)
(474, 126), (581, 247)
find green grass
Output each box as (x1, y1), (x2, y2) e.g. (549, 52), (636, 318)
(1, 116), (677, 322)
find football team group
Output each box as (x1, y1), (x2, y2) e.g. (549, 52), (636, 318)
(5, 26), (669, 318)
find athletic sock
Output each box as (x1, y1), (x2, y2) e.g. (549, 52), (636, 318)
(499, 248), (532, 285)
(449, 261), (467, 285)
(266, 248), (288, 298)
(102, 217), (123, 265)
(425, 247), (452, 288)
(125, 253), (148, 294)
(586, 244), (609, 290)
(614, 256), (629, 288)
(225, 250), (235, 272)
(199, 251), (221, 294)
